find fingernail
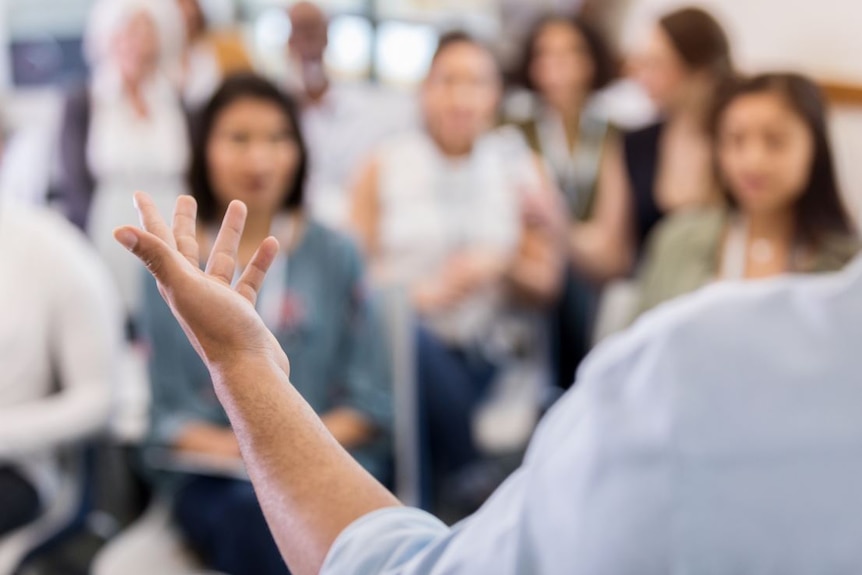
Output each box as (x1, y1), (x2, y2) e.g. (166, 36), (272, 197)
(115, 229), (138, 250)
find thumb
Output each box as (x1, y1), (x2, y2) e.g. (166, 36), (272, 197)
(114, 225), (184, 286)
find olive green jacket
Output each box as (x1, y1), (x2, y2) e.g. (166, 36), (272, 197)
(637, 207), (859, 317)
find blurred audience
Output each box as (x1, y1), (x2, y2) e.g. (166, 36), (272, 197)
(569, 7), (734, 282)
(0, 201), (121, 536)
(174, 0), (253, 109)
(514, 14), (619, 387)
(350, 32), (563, 512)
(284, 1), (417, 228)
(517, 15), (617, 220)
(141, 74), (392, 575)
(637, 73), (859, 315)
(58, 0), (190, 320)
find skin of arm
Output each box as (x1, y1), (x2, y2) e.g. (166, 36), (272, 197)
(568, 134), (635, 283)
(115, 193), (400, 575)
(505, 155), (567, 306)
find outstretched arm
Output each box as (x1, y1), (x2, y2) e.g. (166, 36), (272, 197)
(115, 193), (400, 575)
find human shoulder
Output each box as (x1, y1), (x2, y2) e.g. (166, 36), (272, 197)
(0, 203), (114, 297)
(648, 206), (727, 255)
(812, 233), (861, 273)
(647, 207), (728, 265)
(305, 220), (364, 270)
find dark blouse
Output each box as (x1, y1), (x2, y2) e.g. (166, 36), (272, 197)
(623, 122), (666, 254)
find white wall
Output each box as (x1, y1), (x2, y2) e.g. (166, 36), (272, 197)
(619, 0), (862, 223)
(619, 0), (862, 79)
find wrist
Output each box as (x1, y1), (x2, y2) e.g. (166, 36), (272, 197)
(209, 347), (291, 389)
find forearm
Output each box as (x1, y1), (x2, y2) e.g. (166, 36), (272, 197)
(569, 224), (633, 283)
(210, 351), (401, 575)
(0, 387), (111, 458)
(507, 256), (562, 306)
(322, 408), (377, 450)
(506, 228), (564, 306)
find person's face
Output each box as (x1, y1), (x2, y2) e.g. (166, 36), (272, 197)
(630, 26), (690, 111)
(112, 11), (160, 82)
(287, 5), (328, 63)
(422, 43), (501, 154)
(207, 98), (301, 216)
(529, 21), (595, 105)
(717, 92), (814, 216)
(176, 0), (206, 41)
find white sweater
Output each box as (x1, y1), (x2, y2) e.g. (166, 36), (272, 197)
(0, 202), (122, 500)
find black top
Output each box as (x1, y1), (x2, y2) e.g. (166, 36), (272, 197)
(623, 122), (666, 254)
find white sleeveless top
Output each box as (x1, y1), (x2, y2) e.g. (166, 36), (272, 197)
(87, 66), (190, 316)
(375, 128), (539, 350)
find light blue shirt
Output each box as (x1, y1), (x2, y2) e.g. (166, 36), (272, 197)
(323, 256), (862, 574)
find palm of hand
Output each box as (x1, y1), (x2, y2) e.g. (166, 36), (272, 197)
(114, 192), (289, 375)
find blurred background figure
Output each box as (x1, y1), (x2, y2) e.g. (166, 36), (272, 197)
(636, 73), (859, 315)
(284, 1), (417, 229)
(173, 0), (253, 109)
(141, 74), (391, 575)
(0, 201), (121, 538)
(57, 0), (190, 323)
(0, 114), (55, 206)
(351, 32), (563, 517)
(516, 15), (617, 222)
(513, 14), (619, 388)
(568, 7), (735, 285)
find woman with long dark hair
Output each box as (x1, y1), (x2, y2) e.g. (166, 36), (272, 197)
(142, 73), (392, 575)
(569, 7), (736, 282)
(636, 73), (858, 315)
(517, 14), (617, 221)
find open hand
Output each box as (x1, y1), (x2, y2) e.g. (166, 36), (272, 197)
(114, 192), (289, 376)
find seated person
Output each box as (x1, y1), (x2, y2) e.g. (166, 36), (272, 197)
(141, 74), (392, 575)
(59, 0), (190, 318)
(569, 7), (735, 283)
(0, 202), (120, 537)
(350, 32), (563, 512)
(283, 2), (418, 229)
(514, 14), (619, 387)
(636, 73), (859, 316)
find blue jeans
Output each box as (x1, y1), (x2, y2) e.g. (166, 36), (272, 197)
(173, 476), (290, 575)
(416, 326), (497, 505)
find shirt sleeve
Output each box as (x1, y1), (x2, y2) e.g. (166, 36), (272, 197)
(321, 303), (679, 575)
(322, 468), (533, 575)
(0, 215), (121, 457)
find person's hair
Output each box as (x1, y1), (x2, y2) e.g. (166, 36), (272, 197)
(84, 0), (185, 66)
(189, 73), (308, 223)
(711, 73), (856, 249)
(520, 14), (617, 93)
(182, 0), (208, 39)
(658, 7), (733, 79)
(429, 30), (499, 76)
